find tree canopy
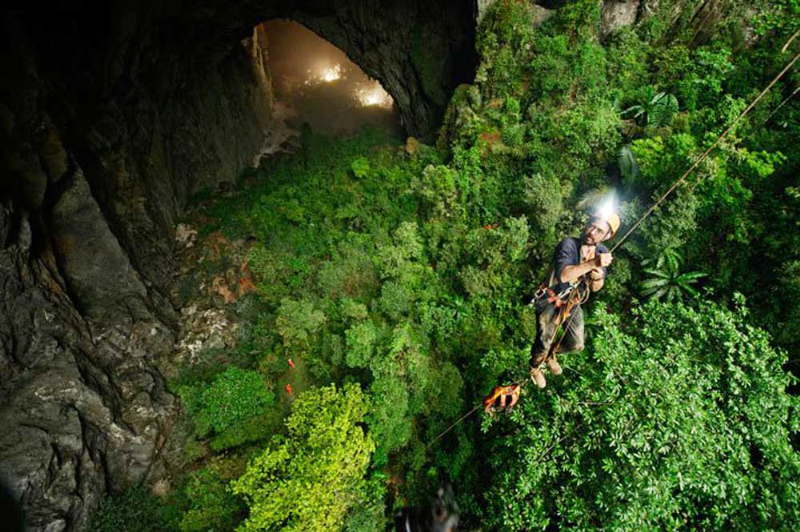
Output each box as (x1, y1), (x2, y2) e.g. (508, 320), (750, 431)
(232, 383), (375, 531)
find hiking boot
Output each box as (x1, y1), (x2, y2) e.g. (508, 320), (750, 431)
(546, 355), (563, 376)
(530, 367), (546, 389)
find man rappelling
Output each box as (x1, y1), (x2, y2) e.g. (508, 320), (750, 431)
(436, 45), (796, 433)
(528, 210), (619, 389)
(481, 207), (620, 413)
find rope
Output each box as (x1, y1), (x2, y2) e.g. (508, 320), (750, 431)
(758, 85), (799, 129)
(426, 403), (484, 449)
(610, 49), (800, 253)
(425, 49), (799, 449)
(426, 287), (585, 447)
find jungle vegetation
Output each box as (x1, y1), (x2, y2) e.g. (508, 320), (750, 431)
(91, 0), (799, 530)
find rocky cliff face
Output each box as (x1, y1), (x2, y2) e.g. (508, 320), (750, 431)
(0, 2), (475, 529)
(0, 7), (274, 531)
(0, 197), (177, 530)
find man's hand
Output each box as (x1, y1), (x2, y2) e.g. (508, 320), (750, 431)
(561, 251), (613, 284)
(594, 252), (613, 268)
(588, 252), (611, 292)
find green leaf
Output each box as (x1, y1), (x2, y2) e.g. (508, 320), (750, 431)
(351, 157), (371, 178)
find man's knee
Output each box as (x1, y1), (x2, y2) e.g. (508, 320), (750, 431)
(559, 339), (584, 354)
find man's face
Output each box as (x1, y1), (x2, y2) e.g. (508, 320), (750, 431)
(583, 219), (610, 245)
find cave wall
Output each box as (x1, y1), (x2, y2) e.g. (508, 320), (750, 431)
(0, 2), (476, 530)
(172, 0), (477, 138)
(0, 6), (274, 530)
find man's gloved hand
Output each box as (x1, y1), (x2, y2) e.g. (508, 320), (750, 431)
(589, 268), (604, 280)
(594, 252), (613, 268)
(483, 384), (521, 414)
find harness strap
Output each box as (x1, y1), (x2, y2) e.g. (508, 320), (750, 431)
(546, 286), (564, 308)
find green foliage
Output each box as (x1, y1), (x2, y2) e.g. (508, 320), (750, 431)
(411, 164), (462, 219)
(779, 258), (800, 346)
(177, 459), (246, 532)
(640, 248), (706, 301)
(317, 238), (379, 301)
(163, 0), (800, 527)
(246, 249), (310, 305)
(89, 486), (178, 532)
(351, 156), (370, 178)
(474, 0), (536, 99)
(629, 133), (697, 188)
(523, 173), (565, 245)
(275, 298), (327, 351)
(671, 45), (734, 114)
(343, 477), (388, 531)
(179, 367), (276, 451)
(623, 86), (679, 127)
(232, 383), (375, 531)
(482, 298), (800, 530)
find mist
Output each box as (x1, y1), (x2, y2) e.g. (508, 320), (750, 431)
(263, 19), (402, 146)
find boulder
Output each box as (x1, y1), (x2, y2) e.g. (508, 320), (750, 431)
(601, 0), (641, 39)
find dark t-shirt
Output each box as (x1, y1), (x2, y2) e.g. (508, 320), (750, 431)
(550, 237), (609, 295)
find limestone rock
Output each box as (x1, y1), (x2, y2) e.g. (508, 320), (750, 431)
(48, 168), (150, 322)
(601, 0), (641, 39)
(0, 201), (177, 531)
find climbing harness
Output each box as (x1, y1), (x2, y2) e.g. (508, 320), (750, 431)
(425, 47), (800, 448)
(480, 273), (590, 413)
(483, 280), (589, 415)
(529, 281), (579, 309)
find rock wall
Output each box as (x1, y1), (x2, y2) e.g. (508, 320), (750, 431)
(0, 198), (176, 530)
(0, 6), (274, 529)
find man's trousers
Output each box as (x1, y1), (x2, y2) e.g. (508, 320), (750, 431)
(529, 301), (585, 368)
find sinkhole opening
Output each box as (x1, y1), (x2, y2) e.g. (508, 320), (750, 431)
(262, 19), (403, 153)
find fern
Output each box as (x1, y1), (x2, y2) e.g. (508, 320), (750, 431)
(622, 86), (679, 127)
(650, 92), (679, 127)
(618, 145), (640, 179)
(641, 248), (705, 302)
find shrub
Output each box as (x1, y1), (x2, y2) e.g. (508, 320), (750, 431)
(89, 486), (177, 532)
(180, 366), (276, 451)
(232, 383), (375, 531)
(177, 460), (246, 532)
(275, 297), (327, 352)
(351, 156), (370, 178)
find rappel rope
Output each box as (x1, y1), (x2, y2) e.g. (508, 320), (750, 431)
(425, 48), (800, 450)
(426, 404), (485, 449)
(611, 48), (799, 253)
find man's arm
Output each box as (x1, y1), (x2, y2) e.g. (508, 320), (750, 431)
(559, 253), (613, 284)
